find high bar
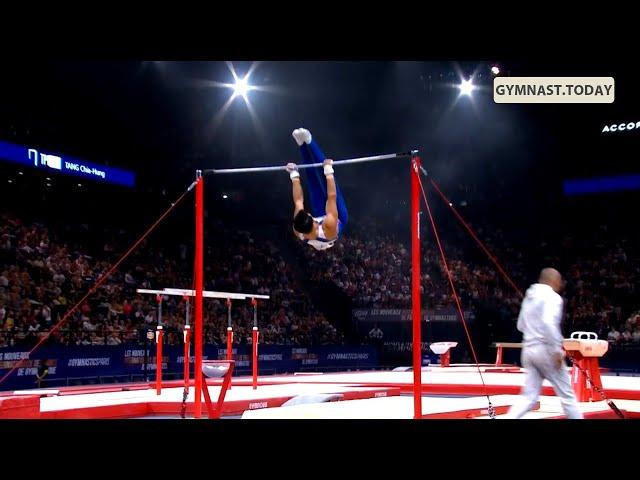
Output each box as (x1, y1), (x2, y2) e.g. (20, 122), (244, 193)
(204, 151), (415, 175)
(137, 288), (270, 300)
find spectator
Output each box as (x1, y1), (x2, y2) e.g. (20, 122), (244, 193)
(107, 331), (122, 346)
(35, 359), (49, 389)
(608, 327), (621, 345)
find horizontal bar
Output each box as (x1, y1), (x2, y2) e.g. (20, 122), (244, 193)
(137, 288), (270, 300)
(205, 151), (414, 175)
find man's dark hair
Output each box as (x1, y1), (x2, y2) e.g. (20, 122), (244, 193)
(293, 210), (314, 234)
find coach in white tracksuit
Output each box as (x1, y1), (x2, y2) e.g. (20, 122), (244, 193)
(506, 268), (583, 419)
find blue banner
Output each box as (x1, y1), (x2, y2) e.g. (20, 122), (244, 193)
(0, 139), (135, 188)
(0, 344), (378, 391)
(563, 174), (640, 196)
(353, 308), (475, 342)
(353, 308), (475, 324)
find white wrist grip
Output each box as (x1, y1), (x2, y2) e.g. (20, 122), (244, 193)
(324, 165), (334, 176)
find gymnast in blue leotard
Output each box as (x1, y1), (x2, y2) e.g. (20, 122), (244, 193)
(286, 128), (349, 251)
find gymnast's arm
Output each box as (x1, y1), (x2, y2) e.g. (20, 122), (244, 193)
(292, 178), (305, 217)
(323, 160), (338, 237)
(288, 163), (304, 216)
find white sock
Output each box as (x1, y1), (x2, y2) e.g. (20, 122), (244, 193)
(292, 128), (312, 146)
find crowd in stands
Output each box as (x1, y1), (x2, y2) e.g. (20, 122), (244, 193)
(1, 209), (639, 351)
(0, 213), (342, 348)
(299, 220), (640, 347)
(556, 230), (639, 346)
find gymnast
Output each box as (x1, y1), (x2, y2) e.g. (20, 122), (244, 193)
(286, 128), (349, 251)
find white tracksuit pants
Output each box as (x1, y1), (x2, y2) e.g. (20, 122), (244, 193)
(506, 344), (583, 419)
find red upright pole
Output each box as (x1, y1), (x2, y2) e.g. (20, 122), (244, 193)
(194, 171), (204, 418)
(155, 326), (163, 395)
(226, 328), (233, 360)
(411, 154), (422, 419)
(183, 296), (191, 388)
(251, 298), (258, 390)
(252, 327), (259, 389)
(226, 299), (233, 361)
(155, 294), (163, 395)
(183, 325), (191, 386)
(226, 299), (233, 390)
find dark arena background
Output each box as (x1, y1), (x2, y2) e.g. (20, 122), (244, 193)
(0, 60), (638, 419)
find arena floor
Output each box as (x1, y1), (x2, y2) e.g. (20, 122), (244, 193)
(2, 365), (639, 419)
